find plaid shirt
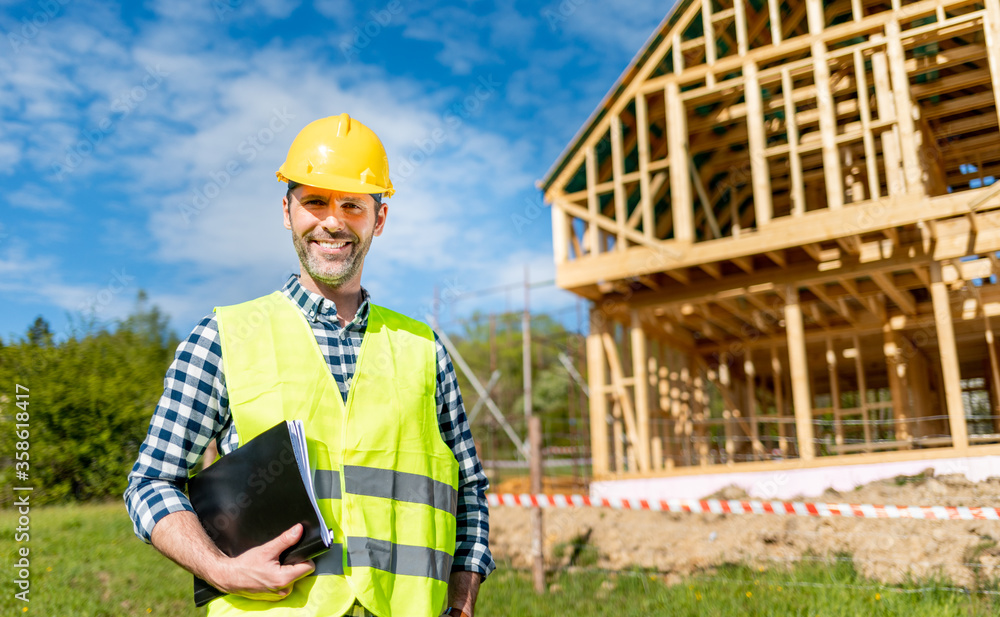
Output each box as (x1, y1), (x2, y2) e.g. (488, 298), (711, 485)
(125, 275), (495, 602)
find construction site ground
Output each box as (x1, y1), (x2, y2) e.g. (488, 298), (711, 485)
(490, 470), (1000, 588)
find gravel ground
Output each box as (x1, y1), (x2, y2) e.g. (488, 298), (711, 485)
(489, 471), (1000, 587)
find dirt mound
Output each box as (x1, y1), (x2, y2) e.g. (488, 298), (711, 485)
(492, 475), (588, 495)
(489, 471), (1000, 587)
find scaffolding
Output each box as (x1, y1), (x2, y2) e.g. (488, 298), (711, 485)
(541, 0), (1000, 478)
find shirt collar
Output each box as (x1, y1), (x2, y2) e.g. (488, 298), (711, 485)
(281, 274), (370, 327)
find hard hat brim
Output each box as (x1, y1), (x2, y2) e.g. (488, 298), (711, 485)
(276, 170), (395, 199)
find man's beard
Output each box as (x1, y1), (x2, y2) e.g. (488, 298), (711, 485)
(292, 227), (374, 288)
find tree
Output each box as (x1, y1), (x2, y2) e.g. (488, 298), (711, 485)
(27, 316), (52, 347)
(448, 311), (584, 460)
(0, 292), (178, 506)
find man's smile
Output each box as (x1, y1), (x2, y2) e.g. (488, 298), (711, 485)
(313, 239), (351, 253)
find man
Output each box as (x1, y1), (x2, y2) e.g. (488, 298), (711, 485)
(125, 113), (493, 617)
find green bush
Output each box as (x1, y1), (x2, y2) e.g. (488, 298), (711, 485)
(0, 298), (178, 506)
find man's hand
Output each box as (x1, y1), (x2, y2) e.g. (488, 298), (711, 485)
(212, 524), (316, 600)
(150, 511), (315, 601)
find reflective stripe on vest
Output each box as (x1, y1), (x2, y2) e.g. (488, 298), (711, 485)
(210, 292), (458, 617)
(311, 539), (452, 582)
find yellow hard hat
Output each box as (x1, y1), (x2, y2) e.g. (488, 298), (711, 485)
(276, 113), (395, 199)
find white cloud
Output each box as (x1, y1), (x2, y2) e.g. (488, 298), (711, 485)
(3, 184), (72, 212)
(314, 0), (354, 23)
(0, 0), (610, 335)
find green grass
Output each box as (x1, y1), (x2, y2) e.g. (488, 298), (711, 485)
(1, 504), (996, 616)
(0, 502), (198, 617)
(484, 563), (997, 616)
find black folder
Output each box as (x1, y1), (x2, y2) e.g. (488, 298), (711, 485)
(187, 420), (331, 606)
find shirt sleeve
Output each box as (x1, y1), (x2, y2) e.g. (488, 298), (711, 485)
(123, 314), (230, 543)
(434, 333), (496, 579)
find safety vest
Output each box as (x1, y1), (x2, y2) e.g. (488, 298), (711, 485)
(208, 292), (458, 617)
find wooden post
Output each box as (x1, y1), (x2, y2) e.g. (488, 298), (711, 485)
(853, 49), (881, 201)
(871, 39), (903, 197)
(666, 80), (693, 242)
(807, 0), (843, 210)
(610, 113), (627, 251)
(985, 313), (1000, 434)
(528, 414), (545, 593)
(678, 362), (693, 466)
(689, 356), (709, 465)
(733, 0), (748, 56)
(720, 362), (736, 464)
(745, 61), (773, 226)
(827, 338), (844, 447)
(657, 343), (672, 468)
(909, 346), (934, 438)
(785, 285), (816, 460)
(630, 310), (652, 471)
(585, 146), (600, 254)
(781, 68), (805, 217)
(612, 403), (626, 472)
(853, 335), (873, 450)
(745, 352), (763, 458)
(771, 346), (788, 455)
(885, 20), (923, 195)
(983, 0), (1000, 119)
(602, 331), (644, 471)
(551, 202), (569, 264)
(702, 0), (716, 88)
(648, 339), (663, 470)
(586, 309), (610, 475)
(635, 94), (654, 238)
(929, 262), (969, 450)
(768, 0), (782, 45)
(882, 323), (912, 444)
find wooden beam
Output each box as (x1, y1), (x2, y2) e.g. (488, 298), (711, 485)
(871, 271), (917, 315)
(688, 149), (722, 239)
(785, 285), (816, 460)
(732, 255), (754, 274)
(766, 250), (787, 268)
(635, 93), (654, 239)
(664, 267), (691, 284)
(630, 310), (652, 472)
(871, 40), (903, 197)
(781, 68), (806, 217)
(771, 346), (788, 455)
(808, 0), (844, 210)
(587, 310), (610, 475)
(882, 309), (912, 443)
(602, 331), (644, 470)
(809, 283), (861, 326)
(768, 0), (782, 45)
(852, 334), (873, 449)
(983, 0), (1000, 147)
(745, 60), (773, 226)
(827, 338), (844, 447)
(666, 81), (693, 243)
(700, 261), (723, 280)
(585, 145), (600, 254)
(556, 182), (1000, 290)
(885, 19), (923, 195)
(610, 113), (628, 252)
(809, 303), (830, 329)
(552, 202), (569, 265)
(979, 289), (1000, 434)
(929, 261), (969, 450)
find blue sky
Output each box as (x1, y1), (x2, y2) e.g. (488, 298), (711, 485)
(0, 0), (667, 341)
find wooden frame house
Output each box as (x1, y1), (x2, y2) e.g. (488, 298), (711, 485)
(541, 0), (1000, 484)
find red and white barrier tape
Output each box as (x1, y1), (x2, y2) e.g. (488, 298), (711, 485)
(486, 493), (1000, 520)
